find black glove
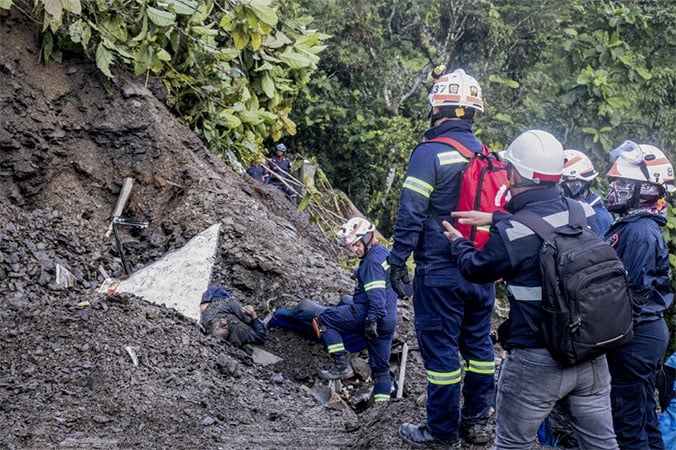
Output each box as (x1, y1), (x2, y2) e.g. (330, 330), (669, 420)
(389, 262), (410, 299)
(364, 317), (379, 340)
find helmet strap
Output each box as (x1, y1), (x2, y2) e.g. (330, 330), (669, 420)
(360, 232), (375, 258)
(430, 106), (474, 127)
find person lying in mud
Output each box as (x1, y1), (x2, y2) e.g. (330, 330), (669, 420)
(199, 286), (269, 351)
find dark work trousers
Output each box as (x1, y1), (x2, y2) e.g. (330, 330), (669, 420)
(412, 268), (495, 442)
(319, 297), (397, 400)
(607, 318), (669, 450)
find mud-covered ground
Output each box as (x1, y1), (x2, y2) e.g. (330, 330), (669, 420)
(0, 8), (557, 449)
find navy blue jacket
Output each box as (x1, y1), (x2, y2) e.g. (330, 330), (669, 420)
(352, 243), (398, 320)
(585, 191), (613, 235)
(450, 186), (600, 350)
(269, 156), (291, 182)
(246, 163), (268, 184)
(605, 212), (673, 323)
(390, 119), (481, 270)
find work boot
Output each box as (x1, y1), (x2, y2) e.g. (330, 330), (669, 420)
(460, 422), (491, 445)
(319, 353), (354, 380)
(399, 423), (461, 449)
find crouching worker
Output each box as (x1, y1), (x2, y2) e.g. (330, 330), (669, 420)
(200, 286), (269, 352)
(313, 217), (398, 403)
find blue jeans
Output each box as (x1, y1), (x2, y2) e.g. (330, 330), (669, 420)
(607, 318), (669, 450)
(495, 348), (617, 449)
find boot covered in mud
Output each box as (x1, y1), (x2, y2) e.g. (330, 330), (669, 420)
(319, 353), (354, 380)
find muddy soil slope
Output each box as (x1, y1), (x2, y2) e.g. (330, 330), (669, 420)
(0, 8), (534, 450)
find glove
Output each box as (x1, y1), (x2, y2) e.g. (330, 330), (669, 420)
(364, 317), (379, 340)
(389, 262), (410, 299)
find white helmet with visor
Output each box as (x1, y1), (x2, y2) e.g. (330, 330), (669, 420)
(606, 140), (674, 213)
(336, 217), (375, 249)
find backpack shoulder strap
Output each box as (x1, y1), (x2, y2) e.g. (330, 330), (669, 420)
(563, 197), (587, 229)
(427, 136), (477, 159)
(511, 210), (556, 241)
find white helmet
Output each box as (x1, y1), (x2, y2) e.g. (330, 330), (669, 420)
(607, 141), (674, 190)
(336, 217), (375, 248)
(562, 149), (598, 182)
(428, 68), (484, 112)
(499, 130), (563, 184)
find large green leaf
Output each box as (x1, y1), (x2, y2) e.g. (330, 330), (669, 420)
(68, 19), (85, 43)
(231, 29), (250, 50)
(95, 41), (114, 78)
(146, 6), (176, 27)
(163, 0), (198, 15)
(0, 0), (13, 10)
(247, 0), (278, 28)
(261, 72), (275, 98)
(131, 15), (148, 42)
(238, 110), (265, 125)
(217, 111), (242, 128)
(635, 67), (652, 80)
(279, 49), (312, 69)
(61, 0), (81, 15)
(42, 0), (63, 21)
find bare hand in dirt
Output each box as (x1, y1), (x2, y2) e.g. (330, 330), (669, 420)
(451, 210), (493, 226)
(442, 220), (464, 243)
(243, 305), (257, 319)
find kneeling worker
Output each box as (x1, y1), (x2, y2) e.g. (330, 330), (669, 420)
(313, 217), (398, 403)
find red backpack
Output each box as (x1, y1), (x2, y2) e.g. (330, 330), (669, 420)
(428, 136), (509, 249)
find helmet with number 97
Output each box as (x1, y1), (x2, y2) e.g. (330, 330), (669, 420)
(336, 217), (375, 249)
(428, 68), (484, 113)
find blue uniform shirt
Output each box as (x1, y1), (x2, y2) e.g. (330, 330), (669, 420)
(269, 156), (291, 181)
(605, 212), (673, 322)
(352, 243), (397, 320)
(451, 186), (601, 350)
(390, 119), (480, 270)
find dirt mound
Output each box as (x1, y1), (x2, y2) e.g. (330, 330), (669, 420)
(0, 8), (525, 450)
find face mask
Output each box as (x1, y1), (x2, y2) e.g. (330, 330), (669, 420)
(607, 179), (637, 210)
(560, 179), (588, 199)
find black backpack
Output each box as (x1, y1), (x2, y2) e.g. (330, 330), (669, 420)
(512, 198), (634, 366)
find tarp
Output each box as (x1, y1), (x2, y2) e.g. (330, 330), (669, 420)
(99, 223), (221, 320)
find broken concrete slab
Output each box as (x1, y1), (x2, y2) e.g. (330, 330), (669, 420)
(99, 223), (221, 321)
(251, 346), (283, 366)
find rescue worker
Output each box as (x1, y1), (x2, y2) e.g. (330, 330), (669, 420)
(199, 286), (269, 351)
(532, 148), (616, 444)
(560, 149), (613, 233)
(268, 143), (296, 198)
(246, 155), (269, 184)
(313, 217), (398, 404)
(390, 68), (495, 447)
(603, 140), (674, 450)
(443, 130), (618, 449)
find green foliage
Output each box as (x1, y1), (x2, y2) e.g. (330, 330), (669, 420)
(20, 0), (327, 166)
(663, 203), (676, 354)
